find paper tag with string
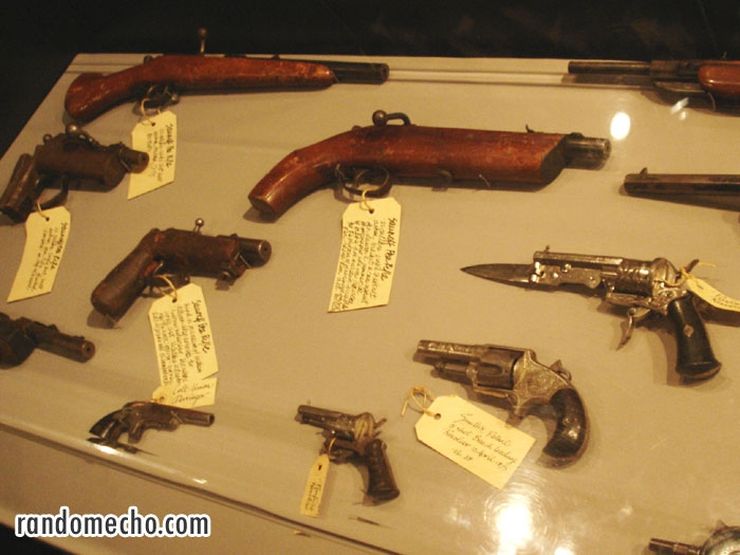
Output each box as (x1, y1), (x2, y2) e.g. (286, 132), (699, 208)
(684, 273), (740, 313)
(300, 453), (331, 517)
(328, 197), (401, 312)
(412, 394), (535, 489)
(7, 206), (71, 302)
(148, 283), (218, 408)
(128, 110), (176, 199)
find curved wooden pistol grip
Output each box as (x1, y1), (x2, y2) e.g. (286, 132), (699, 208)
(698, 61), (740, 100)
(90, 229), (160, 321)
(544, 388), (588, 464)
(667, 294), (720, 380)
(364, 438), (400, 502)
(65, 55), (336, 122)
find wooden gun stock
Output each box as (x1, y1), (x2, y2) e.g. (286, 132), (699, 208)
(65, 55), (389, 122)
(248, 111), (610, 219)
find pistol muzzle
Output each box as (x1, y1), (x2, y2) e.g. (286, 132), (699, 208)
(562, 134), (611, 168)
(321, 60), (389, 84)
(237, 237), (272, 267)
(119, 147), (149, 173)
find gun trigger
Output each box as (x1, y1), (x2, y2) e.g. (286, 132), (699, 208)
(619, 306), (651, 348)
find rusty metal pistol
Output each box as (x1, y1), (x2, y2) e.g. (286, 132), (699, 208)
(89, 401), (214, 450)
(415, 340), (588, 464)
(0, 312), (95, 366)
(90, 220), (271, 321)
(0, 125), (148, 223)
(296, 405), (399, 503)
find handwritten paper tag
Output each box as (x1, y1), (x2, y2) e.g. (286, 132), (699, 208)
(328, 197), (401, 312)
(148, 283), (218, 407)
(7, 207), (71, 302)
(129, 111), (176, 199)
(415, 395), (535, 489)
(152, 377), (218, 409)
(300, 453), (330, 517)
(685, 274), (740, 313)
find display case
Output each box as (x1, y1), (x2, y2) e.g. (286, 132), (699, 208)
(1, 53), (738, 553)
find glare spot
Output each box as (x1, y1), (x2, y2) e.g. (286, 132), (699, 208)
(496, 499), (532, 554)
(555, 547), (575, 555)
(609, 111), (631, 140)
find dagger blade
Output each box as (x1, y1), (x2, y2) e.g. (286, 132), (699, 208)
(461, 263), (534, 285)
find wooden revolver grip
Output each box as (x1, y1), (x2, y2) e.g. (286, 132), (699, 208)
(65, 55), (336, 122)
(248, 121), (610, 219)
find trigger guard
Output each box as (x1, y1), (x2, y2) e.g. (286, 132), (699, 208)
(342, 167), (392, 198)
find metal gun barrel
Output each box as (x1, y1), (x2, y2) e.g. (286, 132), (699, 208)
(236, 237), (272, 267)
(292, 59), (389, 84)
(118, 147), (149, 173)
(568, 60), (651, 75)
(296, 405), (345, 427)
(624, 171), (740, 202)
(28, 321), (95, 362)
(648, 538), (700, 554)
(416, 340), (486, 362)
(562, 134), (611, 168)
(172, 407), (215, 427)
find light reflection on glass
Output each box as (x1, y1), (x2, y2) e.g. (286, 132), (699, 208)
(609, 111), (631, 141)
(91, 443), (119, 456)
(495, 496), (533, 555)
(554, 546), (575, 555)
(670, 98), (689, 114)
(192, 477), (208, 485)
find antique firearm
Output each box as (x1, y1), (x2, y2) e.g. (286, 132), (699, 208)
(624, 168), (740, 211)
(64, 29), (389, 122)
(89, 401), (214, 449)
(296, 405), (399, 503)
(0, 125), (148, 222)
(248, 110), (611, 219)
(463, 249), (721, 380)
(649, 524), (740, 554)
(91, 220), (271, 320)
(568, 59), (740, 109)
(0, 312), (95, 366)
(415, 340), (587, 464)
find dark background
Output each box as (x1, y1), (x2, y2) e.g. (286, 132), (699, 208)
(1, 0), (739, 158)
(0, 0), (738, 550)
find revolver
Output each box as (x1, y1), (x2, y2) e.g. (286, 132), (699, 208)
(0, 312), (95, 366)
(415, 340), (588, 464)
(90, 219), (271, 320)
(463, 249), (722, 380)
(649, 524), (740, 554)
(296, 405), (399, 503)
(0, 125), (148, 222)
(89, 401), (214, 450)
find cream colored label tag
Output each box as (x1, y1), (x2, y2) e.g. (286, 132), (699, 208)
(152, 377), (218, 409)
(328, 197), (401, 312)
(685, 274), (740, 313)
(7, 207), (71, 302)
(415, 395), (535, 489)
(148, 283), (218, 406)
(129, 111), (176, 199)
(300, 453), (330, 517)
